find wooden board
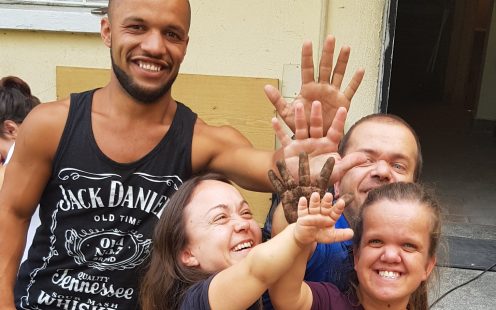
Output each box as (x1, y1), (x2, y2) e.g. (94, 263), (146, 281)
(56, 66), (278, 225)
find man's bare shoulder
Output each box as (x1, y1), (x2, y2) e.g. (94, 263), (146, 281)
(16, 98), (71, 159)
(22, 98), (69, 131)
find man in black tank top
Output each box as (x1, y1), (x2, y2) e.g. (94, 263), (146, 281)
(0, 0), (364, 309)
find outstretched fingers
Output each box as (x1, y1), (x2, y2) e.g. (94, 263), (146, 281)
(276, 159), (297, 189)
(301, 40), (315, 85)
(330, 194), (355, 242)
(297, 193), (332, 228)
(319, 192), (334, 217)
(309, 101), (324, 138)
(317, 156), (335, 193)
(329, 151), (367, 184)
(297, 195), (309, 218)
(298, 152), (311, 186)
(331, 194), (354, 223)
(272, 117), (292, 147)
(325, 107), (347, 146)
(307, 192), (321, 215)
(294, 103), (309, 139)
(264, 85), (288, 116)
(343, 68), (365, 101)
(330, 45), (351, 89)
(268, 169), (285, 193)
(318, 35), (336, 83)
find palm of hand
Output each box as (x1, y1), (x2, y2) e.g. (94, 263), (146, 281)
(296, 192), (354, 245)
(268, 36), (365, 134)
(282, 134), (340, 160)
(312, 218), (347, 244)
(287, 84), (350, 132)
(268, 152), (334, 223)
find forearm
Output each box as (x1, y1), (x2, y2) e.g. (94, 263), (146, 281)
(209, 223), (310, 310)
(269, 243), (312, 310)
(0, 209), (29, 308)
(247, 223), (310, 285)
(211, 147), (276, 192)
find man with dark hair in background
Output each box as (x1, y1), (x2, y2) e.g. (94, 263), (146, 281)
(267, 113), (422, 294)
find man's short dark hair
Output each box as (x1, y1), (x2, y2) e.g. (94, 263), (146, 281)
(338, 114), (423, 182)
(107, 0), (191, 28)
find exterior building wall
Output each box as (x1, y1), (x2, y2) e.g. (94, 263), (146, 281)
(0, 0), (385, 122)
(477, 2), (496, 121)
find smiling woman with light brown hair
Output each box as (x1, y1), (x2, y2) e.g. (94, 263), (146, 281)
(140, 172), (353, 310)
(270, 182), (441, 310)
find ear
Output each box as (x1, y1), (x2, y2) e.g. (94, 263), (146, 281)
(180, 248), (199, 267)
(101, 17), (112, 48)
(422, 256), (436, 281)
(2, 120), (19, 139)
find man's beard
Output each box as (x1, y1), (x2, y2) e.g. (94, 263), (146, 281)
(111, 52), (177, 104)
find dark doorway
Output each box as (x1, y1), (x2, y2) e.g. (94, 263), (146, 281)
(387, 0), (496, 227)
(389, 0), (494, 129)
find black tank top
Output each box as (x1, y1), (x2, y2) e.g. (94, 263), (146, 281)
(15, 89), (197, 309)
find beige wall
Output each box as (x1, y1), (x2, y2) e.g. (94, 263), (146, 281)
(326, 0), (386, 126)
(0, 0), (385, 122)
(477, 2), (496, 121)
(0, 31), (109, 102)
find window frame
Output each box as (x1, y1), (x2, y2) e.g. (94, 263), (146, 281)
(0, 1), (107, 33)
(3, 0), (107, 7)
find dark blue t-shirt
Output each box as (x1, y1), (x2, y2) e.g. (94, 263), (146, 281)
(305, 215), (354, 291)
(181, 275), (260, 310)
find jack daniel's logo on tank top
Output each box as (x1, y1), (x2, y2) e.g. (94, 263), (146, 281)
(57, 169), (181, 272)
(21, 168), (181, 309)
(15, 89), (196, 309)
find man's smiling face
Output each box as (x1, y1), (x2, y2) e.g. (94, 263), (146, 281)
(103, 0), (190, 103)
(335, 120), (419, 216)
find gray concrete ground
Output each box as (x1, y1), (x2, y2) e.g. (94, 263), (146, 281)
(422, 127), (496, 310)
(430, 267), (496, 310)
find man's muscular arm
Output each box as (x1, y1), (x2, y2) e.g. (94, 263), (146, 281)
(191, 119), (276, 191)
(192, 103), (366, 193)
(191, 102), (342, 192)
(0, 100), (68, 309)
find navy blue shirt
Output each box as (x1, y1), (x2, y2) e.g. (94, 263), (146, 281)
(304, 215), (354, 291)
(182, 275), (260, 310)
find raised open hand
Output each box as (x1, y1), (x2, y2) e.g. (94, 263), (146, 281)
(269, 152), (334, 224)
(270, 102), (366, 226)
(272, 102), (346, 161)
(294, 192), (354, 246)
(265, 35), (365, 134)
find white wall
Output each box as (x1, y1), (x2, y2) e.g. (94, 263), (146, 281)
(0, 31), (109, 102)
(477, 2), (496, 121)
(326, 0), (386, 126)
(0, 0), (386, 122)
(185, 0), (322, 78)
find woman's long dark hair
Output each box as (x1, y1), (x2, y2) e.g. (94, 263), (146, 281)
(140, 173), (232, 310)
(353, 182), (442, 310)
(0, 76), (40, 127)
